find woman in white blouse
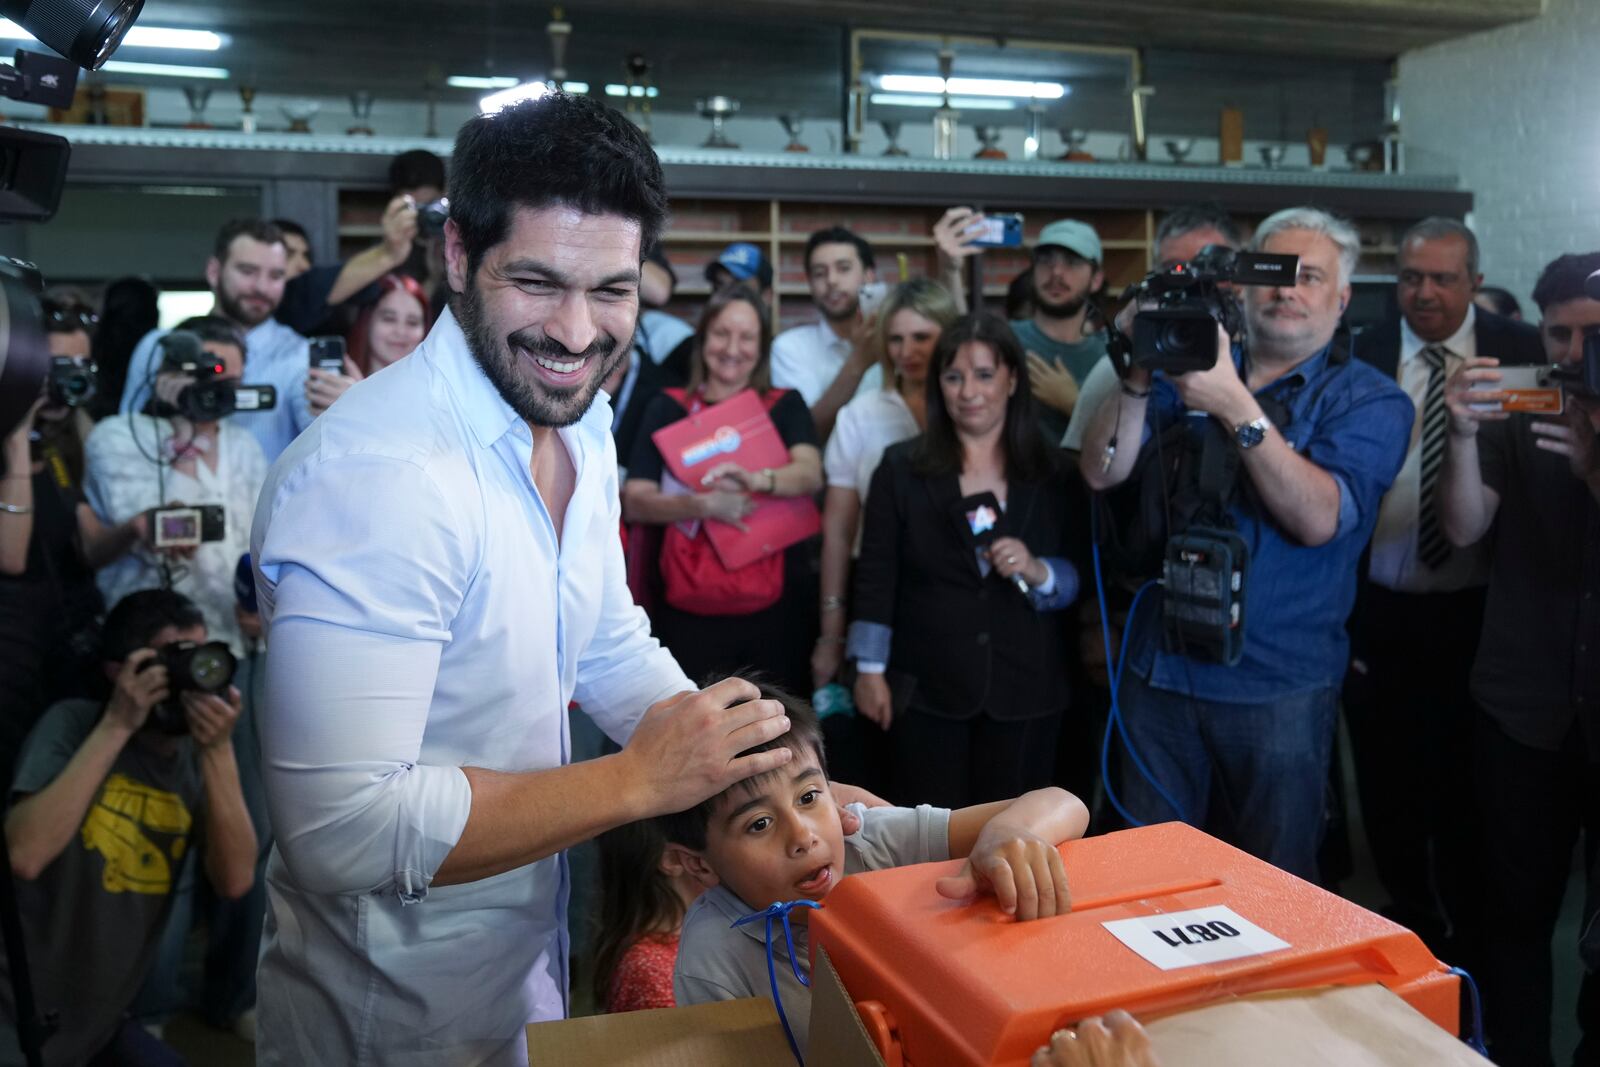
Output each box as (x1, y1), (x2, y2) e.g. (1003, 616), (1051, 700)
(812, 279), (958, 689)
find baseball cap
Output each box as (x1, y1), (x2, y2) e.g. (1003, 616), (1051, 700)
(1035, 219), (1102, 264)
(706, 242), (774, 289)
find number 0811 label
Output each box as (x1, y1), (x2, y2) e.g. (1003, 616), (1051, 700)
(1102, 905), (1290, 971)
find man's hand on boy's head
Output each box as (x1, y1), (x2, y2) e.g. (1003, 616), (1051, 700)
(935, 820), (1071, 921)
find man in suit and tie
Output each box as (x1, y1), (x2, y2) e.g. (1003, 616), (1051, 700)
(1345, 216), (1543, 962)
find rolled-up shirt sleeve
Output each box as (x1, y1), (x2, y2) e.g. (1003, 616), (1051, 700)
(255, 453), (474, 902)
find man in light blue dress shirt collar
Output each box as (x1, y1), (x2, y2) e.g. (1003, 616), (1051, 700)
(249, 93), (802, 1066)
(119, 219), (314, 463)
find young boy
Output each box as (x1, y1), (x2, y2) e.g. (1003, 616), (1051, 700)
(660, 684), (1089, 1053)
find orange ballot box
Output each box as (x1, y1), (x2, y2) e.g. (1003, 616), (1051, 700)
(809, 821), (1461, 1067)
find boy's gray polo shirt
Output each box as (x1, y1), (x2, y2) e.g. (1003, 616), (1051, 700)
(673, 803), (951, 1053)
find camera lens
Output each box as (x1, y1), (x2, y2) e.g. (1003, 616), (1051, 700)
(1158, 318), (1211, 358)
(186, 643), (235, 691)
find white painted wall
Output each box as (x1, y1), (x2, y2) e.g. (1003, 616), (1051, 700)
(1400, 0), (1600, 310)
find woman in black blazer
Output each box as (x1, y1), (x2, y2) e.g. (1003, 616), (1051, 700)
(848, 314), (1082, 808)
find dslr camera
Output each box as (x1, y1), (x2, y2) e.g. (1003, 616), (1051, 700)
(154, 330), (277, 421)
(415, 196), (450, 238)
(143, 639), (238, 735)
(47, 355), (96, 407)
(1108, 246), (1299, 376)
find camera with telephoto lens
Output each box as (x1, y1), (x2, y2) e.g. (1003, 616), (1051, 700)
(415, 197), (450, 238)
(1108, 246), (1300, 377)
(47, 354), (96, 407)
(142, 639), (237, 735)
(154, 330), (277, 421)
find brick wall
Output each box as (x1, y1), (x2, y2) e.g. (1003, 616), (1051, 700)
(1400, 0), (1600, 311)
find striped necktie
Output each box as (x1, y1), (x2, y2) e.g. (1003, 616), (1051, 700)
(1416, 344), (1452, 570)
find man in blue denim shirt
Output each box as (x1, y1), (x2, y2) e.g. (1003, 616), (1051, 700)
(1081, 207), (1412, 880)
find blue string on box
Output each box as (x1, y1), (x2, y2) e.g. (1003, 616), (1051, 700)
(732, 899), (821, 1065)
(1446, 966), (1489, 1057)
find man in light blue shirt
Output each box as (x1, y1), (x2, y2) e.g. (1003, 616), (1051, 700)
(249, 94), (801, 1066)
(120, 219), (314, 463)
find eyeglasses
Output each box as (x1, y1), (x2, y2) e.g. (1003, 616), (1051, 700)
(41, 302), (99, 332)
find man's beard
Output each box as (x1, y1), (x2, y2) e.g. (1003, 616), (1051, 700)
(822, 293), (860, 324)
(455, 279), (628, 429)
(1033, 288), (1087, 321)
(216, 286), (273, 329)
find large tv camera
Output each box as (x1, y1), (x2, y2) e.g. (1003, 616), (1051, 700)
(1106, 246), (1299, 377)
(152, 331), (278, 422)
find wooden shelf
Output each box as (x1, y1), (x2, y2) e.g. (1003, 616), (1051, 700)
(662, 229), (774, 243)
(338, 224), (384, 238)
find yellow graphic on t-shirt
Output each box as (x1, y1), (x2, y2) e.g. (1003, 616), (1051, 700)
(80, 773), (192, 895)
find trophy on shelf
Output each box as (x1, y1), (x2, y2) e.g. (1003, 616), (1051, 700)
(546, 6), (572, 90)
(1345, 142), (1378, 171)
(237, 85), (257, 133)
(697, 96), (740, 149)
(1258, 143), (1287, 168)
(1059, 127), (1092, 161)
(879, 119), (908, 156)
(182, 85), (213, 129)
(347, 91), (375, 136)
(623, 52), (653, 139)
(778, 113), (808, 152)
(973, 125), (1006, 160)
(281, 99), (320, 134)
(1163, 137), (1194, 164)
(931, 44), (958, 161)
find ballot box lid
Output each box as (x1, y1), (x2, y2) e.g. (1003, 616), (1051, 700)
(809, 822), (1456, 1067)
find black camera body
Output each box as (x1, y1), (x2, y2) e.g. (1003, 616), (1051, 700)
(1112, 247), (1300, 376)
(416, 197), (450, 238)
(155, 330), (277, 422)
(143, 639), (237, 735)
(1560, 328), (1600, 399)
(46, 355), (96, 407)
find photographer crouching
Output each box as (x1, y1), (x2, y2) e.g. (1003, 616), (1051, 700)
(0, 588), (255, 1066)
(1079, 207), (1413, 881)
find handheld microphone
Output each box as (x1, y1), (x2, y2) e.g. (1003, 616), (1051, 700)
(956, 491), (1030, 596)
(234, 553), (258, 614)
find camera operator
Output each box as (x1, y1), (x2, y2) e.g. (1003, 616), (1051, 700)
(1079, 207), (1413, 881)
(118, 220), (314, 465)
(1, 299), (157, 778)
(0, 587), (255, 1067)
(1438, 250), (1600, 1066)
(87, 317), (267, 660)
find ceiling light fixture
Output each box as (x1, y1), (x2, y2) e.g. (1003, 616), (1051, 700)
(0, 17), (227, 56)
(604, 83), (659, 98)
(876, 74), (1066, 100)
(447, 75), (519, 90)
(101, 59), (229, 78)
(869, 93), (1017, 112)
(480, 80), (548, 113)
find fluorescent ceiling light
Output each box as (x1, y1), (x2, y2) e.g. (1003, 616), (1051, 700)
(480, 80), (548, 113)
(0, 19), (225, 51)
(102, 60), (230, 79)
(869, 93), (1017, 112)
(604, 84), (660, 98)
(448, 75), (519, 90)
(561, 81), (588, 93)
(877, 74), (1066, 100)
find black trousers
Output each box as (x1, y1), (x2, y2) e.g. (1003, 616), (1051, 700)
(1344, 584), (1486, 960)
(1474, 713), (1599, 1067)
(889, 707), (1062, 810)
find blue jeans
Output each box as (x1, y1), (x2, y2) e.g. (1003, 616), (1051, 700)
(1113, 670), (1338, 881)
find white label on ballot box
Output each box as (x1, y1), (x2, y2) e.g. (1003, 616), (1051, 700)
(1102, 905), (1290, 971)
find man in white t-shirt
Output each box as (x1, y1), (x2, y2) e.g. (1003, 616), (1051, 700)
(771, 226), (882, 440)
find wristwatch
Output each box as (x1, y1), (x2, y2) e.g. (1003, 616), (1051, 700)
(1234, 415), (1271, 450)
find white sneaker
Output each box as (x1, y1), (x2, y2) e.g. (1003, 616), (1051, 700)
(232, 1008), (257, 1044)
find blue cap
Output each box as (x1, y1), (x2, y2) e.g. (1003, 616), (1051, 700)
(707, 242), (773, 288)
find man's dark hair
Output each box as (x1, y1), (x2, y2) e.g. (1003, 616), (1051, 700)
(915, 313), (1057, 484)
(171, 315), (248, 361)
(1531, 252), (1600, 313)
(102, 589), (204, 662)
(1477, 285), (1521, 319)
(803, 226), (875, 274)
(657, 678), (826, 852)
(212, 219), (284, 264)
(388, 148), (447, 195)
(448, 93), (667, 274)
(272, 218), (310, 245)
(1155, 203), (1244, 257)
(1400, 217), (1480, 278)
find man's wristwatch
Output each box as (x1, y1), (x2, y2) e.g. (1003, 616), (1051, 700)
(1234, 415), (1271, 450)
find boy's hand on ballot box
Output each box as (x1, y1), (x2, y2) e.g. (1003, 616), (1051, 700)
(936, 820), (1072, 921)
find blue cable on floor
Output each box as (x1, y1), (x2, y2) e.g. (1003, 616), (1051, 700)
(1447, 966), (1489, 1057)
(1090, 507), (1189, 828)
(733, 899), (820, 1065)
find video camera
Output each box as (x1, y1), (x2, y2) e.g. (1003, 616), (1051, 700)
(1107, 246), (1299, 377)
(142, 639), (238, 735)
(153, 331), (278, 422)
(47, 356), (96, 408)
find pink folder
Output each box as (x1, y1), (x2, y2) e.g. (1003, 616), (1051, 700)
(651, 388), (821, 570)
